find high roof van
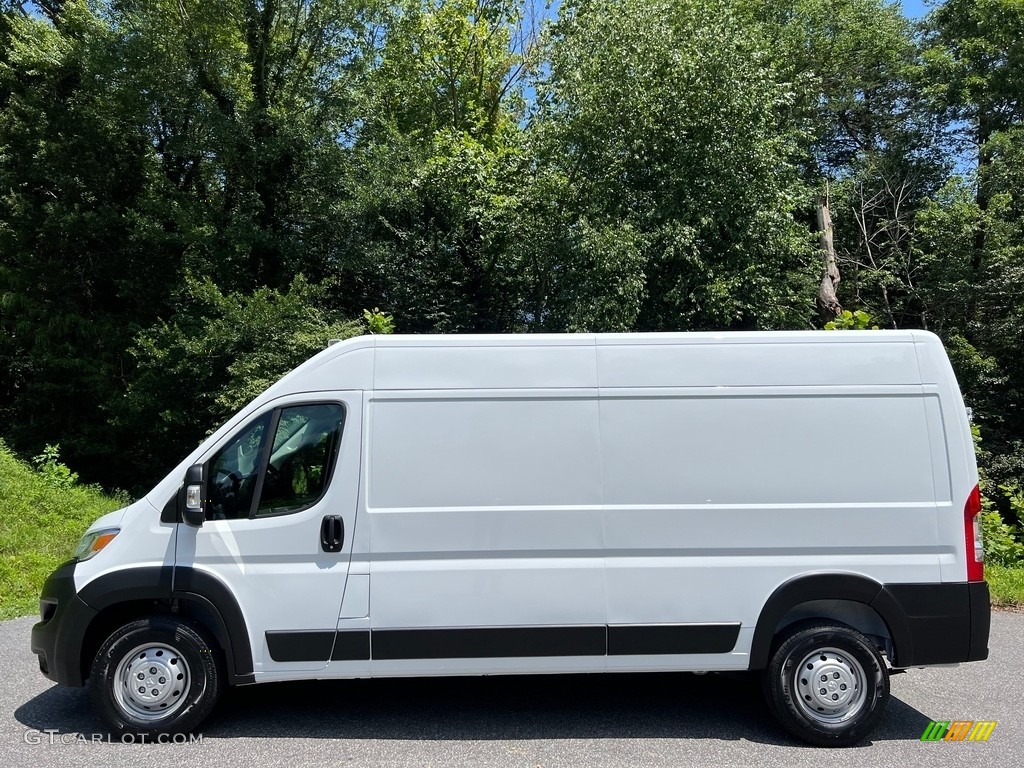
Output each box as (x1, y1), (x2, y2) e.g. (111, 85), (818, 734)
(31, 330), (990, 746)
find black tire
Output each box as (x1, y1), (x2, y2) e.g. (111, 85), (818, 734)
(88, 615), (223, 736)
(762, 620), (889, 747)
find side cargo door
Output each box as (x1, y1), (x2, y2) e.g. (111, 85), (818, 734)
(174, 392), (362, 677)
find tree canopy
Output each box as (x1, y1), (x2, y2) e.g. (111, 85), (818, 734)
(1, 0), (1022, 502)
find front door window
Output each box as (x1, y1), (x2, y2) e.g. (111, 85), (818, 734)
(207, 403), (345, 520)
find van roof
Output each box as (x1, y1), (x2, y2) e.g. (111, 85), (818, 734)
(289, 329), (939, 397)
(328, 329), (932, 348)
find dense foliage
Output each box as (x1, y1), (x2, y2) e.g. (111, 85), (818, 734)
(1, 1), (1022, 516)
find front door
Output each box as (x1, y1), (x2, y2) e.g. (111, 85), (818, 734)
(175, 393), (361, 677)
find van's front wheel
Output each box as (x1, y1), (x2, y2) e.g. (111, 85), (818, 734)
(763, 620), (889, 746)
(88, 616), (223, 736)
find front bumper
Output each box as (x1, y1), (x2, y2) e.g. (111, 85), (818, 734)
(30, 560), (96, 687)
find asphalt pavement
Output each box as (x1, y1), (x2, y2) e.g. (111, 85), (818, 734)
(1, 612), (1021, 768)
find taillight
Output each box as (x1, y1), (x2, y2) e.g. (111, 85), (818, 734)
(964, 484), (984, 582)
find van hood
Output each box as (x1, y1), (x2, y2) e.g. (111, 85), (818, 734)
(83, 498), (153, 533)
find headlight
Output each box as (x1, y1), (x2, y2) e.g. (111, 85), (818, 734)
(71, 527), (120, 562)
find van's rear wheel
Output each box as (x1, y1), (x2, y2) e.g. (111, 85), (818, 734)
(763, 620), (889, 746)
(88, 616), (223, 735)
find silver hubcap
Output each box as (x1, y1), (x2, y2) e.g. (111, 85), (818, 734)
(791, 646), (868, 725)
(112, 643), (191, 722)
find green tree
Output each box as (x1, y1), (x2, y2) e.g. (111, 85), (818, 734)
(365, 0), (529, 143)
(120, 275), (363, 488)
(0, 2), (174, 481)
(336, 0), (535, 332)
(920, 0), (1024, 490)
(748, 0), (947, 329)
(530, 0), (814, 331)
(100, 0), (376, 290)
(0, 1), (378, 487)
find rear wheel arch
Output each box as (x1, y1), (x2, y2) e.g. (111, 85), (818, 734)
(750, 574), (906, 669)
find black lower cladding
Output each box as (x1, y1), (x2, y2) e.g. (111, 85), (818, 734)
(967, 581), (991, 662)
(30, 560), (97, 687)
(266, 623), (740, 662)
(333, 629), (371, 661)
(874, 581), (990, 666)
(608, 624), (740, 655)
(265, 630), (371, 662)
(266, 631), (336, 662)
(374, 626), (607, 660)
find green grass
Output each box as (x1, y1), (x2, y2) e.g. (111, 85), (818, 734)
(987, 564), (1024, 609)
(0, 440), (125, 620)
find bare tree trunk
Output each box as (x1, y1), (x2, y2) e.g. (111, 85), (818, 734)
(817, 193), (842, 320)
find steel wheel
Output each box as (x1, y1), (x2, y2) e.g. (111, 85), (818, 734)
(763, 620), (889, 746)
(112, 642), (192, 722)
(89, 615), (223, 735)
(789, 645), (868, 725)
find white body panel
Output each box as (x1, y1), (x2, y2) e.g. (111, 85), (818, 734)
(73, 500), (169, 590)
(76, 330), (976, 682)
(176, 391), (364, 675)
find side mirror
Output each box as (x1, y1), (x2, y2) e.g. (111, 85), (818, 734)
(181, 463), (206, 527)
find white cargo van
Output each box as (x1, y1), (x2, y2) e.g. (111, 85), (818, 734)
(32, 330), (989, 746)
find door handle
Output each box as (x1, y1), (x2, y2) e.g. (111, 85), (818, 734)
(320, 515), (344, 553)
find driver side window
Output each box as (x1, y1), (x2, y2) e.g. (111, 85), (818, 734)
(208, 413), (271, 520)
(206, 403), (345, 520)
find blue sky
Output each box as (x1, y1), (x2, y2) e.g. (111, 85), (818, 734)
(900, 0), (930, 18)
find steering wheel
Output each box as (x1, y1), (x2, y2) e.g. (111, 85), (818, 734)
(214, 470), (242, 496)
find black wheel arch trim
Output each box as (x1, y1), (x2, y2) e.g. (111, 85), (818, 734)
(76, 566), (254, 685)
(172, 567), (254, 682)
(750, 573), (989, 669)
(77, 565), (174, 610)
(750, 573), (896, 670)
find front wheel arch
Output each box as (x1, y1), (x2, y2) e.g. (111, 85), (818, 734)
(76, 566), (253, 685)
